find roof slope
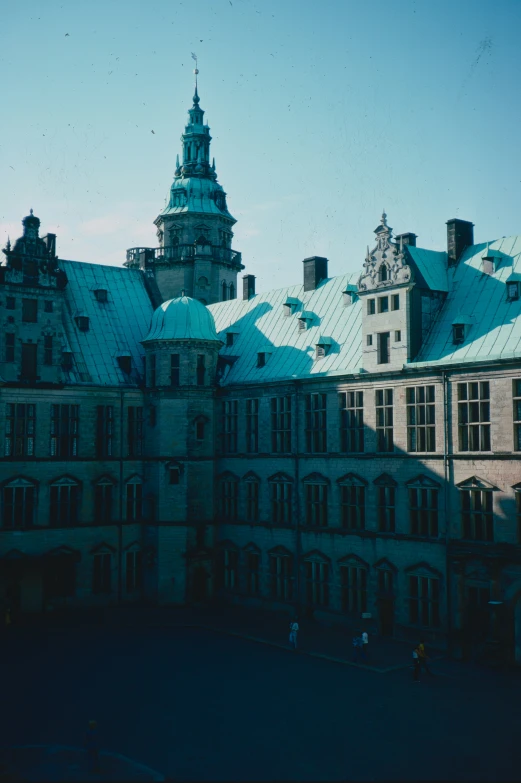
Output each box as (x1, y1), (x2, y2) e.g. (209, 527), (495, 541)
(208, 274), (362, 385)
(406, 246), (448, 292)
(60, 260), (153, 386)
(412, 234), (521, 366)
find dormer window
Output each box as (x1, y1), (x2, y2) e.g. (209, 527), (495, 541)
(283, 297), (299, 316)
(342, 285), (357, 306)
(75, 315), (90, 331)
(453, 324), (465, 344)
(298, 311), (313, 331)
(257, 352), (267, 368)
(315, 336), (332, 361)
(482, 246), (500, 276)
(507, 282), (520, 301)
(61, 350), (73, 371)
(226, 332), (234, 347)
(94, 289), (108, 303)
(117, 354), (132, 374)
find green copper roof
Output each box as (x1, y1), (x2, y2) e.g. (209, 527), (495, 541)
(160, 176), (234, 221)
(144, 295), (220, 342)
(406, 246), (448, 291)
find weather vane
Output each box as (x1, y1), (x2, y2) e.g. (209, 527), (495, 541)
(191, 52), (198, 89)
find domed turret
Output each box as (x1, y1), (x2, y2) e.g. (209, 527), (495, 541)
(143, 295), (219, 343)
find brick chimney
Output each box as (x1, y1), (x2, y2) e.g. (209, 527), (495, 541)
(395, 232), (417, 248)
(242, 274), (256, 300)
(303, 256), (328, 292)
(446, 219), (474, 267)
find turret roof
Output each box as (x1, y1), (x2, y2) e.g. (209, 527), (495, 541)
(144, 295), (220, 342)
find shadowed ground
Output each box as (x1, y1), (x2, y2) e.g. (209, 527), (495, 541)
(1, 609), (520, 781)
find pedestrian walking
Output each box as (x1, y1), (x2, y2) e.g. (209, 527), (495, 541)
(417, 640), (433, 676)
(412, 647), (420, 682)
(352, 635), (363, 662)
(85, 720), (100, 775)
(361, 629), (369, 660)
(289, 618), (299, 650)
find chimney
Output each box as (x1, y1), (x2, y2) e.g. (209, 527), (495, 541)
(303, 256), (328, 292)
(395, 232), (417, 248)
(446, 219), (474, 267)
(242, 274), (256, 300)
(42, 233), (56, 257)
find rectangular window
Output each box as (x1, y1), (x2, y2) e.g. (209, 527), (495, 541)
(378, 296), (389, 314)
(377, 332), (390, 364)
(22, 298), (37, 323)
(377, 485), (395, 532)
(226, 332), (234, 347)
(96, 405), (113, 458)
(407, 385), (436, 452)
(3, 484), (35, 528)
(305, 393), (327, 453)
(221, 400), (238, 454)
(246, 552), (260, 595)
(21, 343), (37, 380)
(340, 566), (367, 613)
(305, 561), (329, 607)
(367, 335), (373, 346)
(5, 333), (15, 362)
(514, 379), (521, 451)
(5, 403), (35, 457)
(127, 406), (144, 457)
(257, 352), (266, 368)
(305, 484), (328, 527)
(245, 399), (259, 453)
(461, 489), (493, 541)
(409, 487), (438, 537)
(458, 381), (491, 451)
(367, 299), (375, 315)
(43, 336), (53, 365)
(169, 467), (180, 485)
(271, 396), (292, 453)
(270, 554), (292, 600)
(246, 481), (259, 523)
(148, 354), (156, 386)
(339, 391), (364, 452)
(6, 297), (15, 310)
(196, 355), (205, 386)
(340, 485), (365, 530)
(94, 482), (113, 523)
(408, 575), (440, 627)
(170, 354), (180, 386)
(126, 482), (143, 522)
(218, 549), (238, 590)
(93, 553), (112, 594)
(391, 294), (400, 311)
(376, 388), (393, 452)
(126, 550), (143, 593)
(270, 482), (292, 524)
(220, 481), (238, 521)
(50, 404), (79, 457)
(50, 484), (79, 526)
(44, 300), (53, 313)
(394, 330), (401, 342)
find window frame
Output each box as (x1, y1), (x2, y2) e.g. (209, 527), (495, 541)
(458, 381), (491, 452)
(406, 385), (436, 452)
(339, 390), (364, 453)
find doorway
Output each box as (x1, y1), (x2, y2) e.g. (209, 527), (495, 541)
(378, 598), (394, 636)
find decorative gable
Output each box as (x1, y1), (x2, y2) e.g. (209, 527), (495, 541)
(456, 476), (498, 491)
(405, 561), (442, 578)
(357, 212), (412, 293)
(374, 473), (398, 487)
(337, 473), (367, 487)
(338, 553), (370, 569)
(302, 549), (330, 563)
(406, 474), (441, 489)
(374, 557), (397, 572)
(268, 471), (294, 483)
(302, 472), (329, 485)
(243, 471), (261, 482)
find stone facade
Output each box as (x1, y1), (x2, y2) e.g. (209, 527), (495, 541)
(1, 83), (521, 667)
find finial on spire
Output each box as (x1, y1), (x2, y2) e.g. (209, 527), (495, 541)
(381, 210), (387, 226)
(30, 208), (33, 216)
(191, 52), (199, 103)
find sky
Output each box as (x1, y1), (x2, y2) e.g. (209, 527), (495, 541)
(1, 0), (521, 292)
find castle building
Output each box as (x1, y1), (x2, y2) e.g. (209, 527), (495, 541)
(1, 83), (521, 664)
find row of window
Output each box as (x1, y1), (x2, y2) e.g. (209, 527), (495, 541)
(218, 473), (521, 542)
(2, 477), (144, 528)
(3, 297), (54, 321)
(44, 549), (142, 599)
(216, 547), (441, 627)
(4, 404), (207, 459)
(221, 380), (521, 454)
(145, 353), (207, 387)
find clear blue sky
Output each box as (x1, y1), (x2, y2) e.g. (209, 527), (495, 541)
(2, 0), (520, 291)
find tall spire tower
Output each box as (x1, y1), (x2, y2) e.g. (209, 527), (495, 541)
(126, 61), (243, 305)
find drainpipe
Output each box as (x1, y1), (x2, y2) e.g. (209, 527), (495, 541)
(442, 371), (453, 654)
(118, 390), (124, 606)
(294, 380), (301, 616)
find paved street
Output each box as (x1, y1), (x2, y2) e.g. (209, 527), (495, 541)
(1, 617), (521, 781)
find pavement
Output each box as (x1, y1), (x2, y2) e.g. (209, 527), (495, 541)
(1, 610), (521, 781)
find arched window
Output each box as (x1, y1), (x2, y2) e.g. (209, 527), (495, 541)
(303, 551), (330, 607)
(222, 281), (228, 301)
(94, 476), (115, 523)
(50, 476), (80, 526)
(229, 283), (235, 300)
(338, 554), (369, 614)
(379, 264), (389, 282)
(124, 542), (143, 593)
(198, 276), (209, 288)
(2, 477), (36, 528)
